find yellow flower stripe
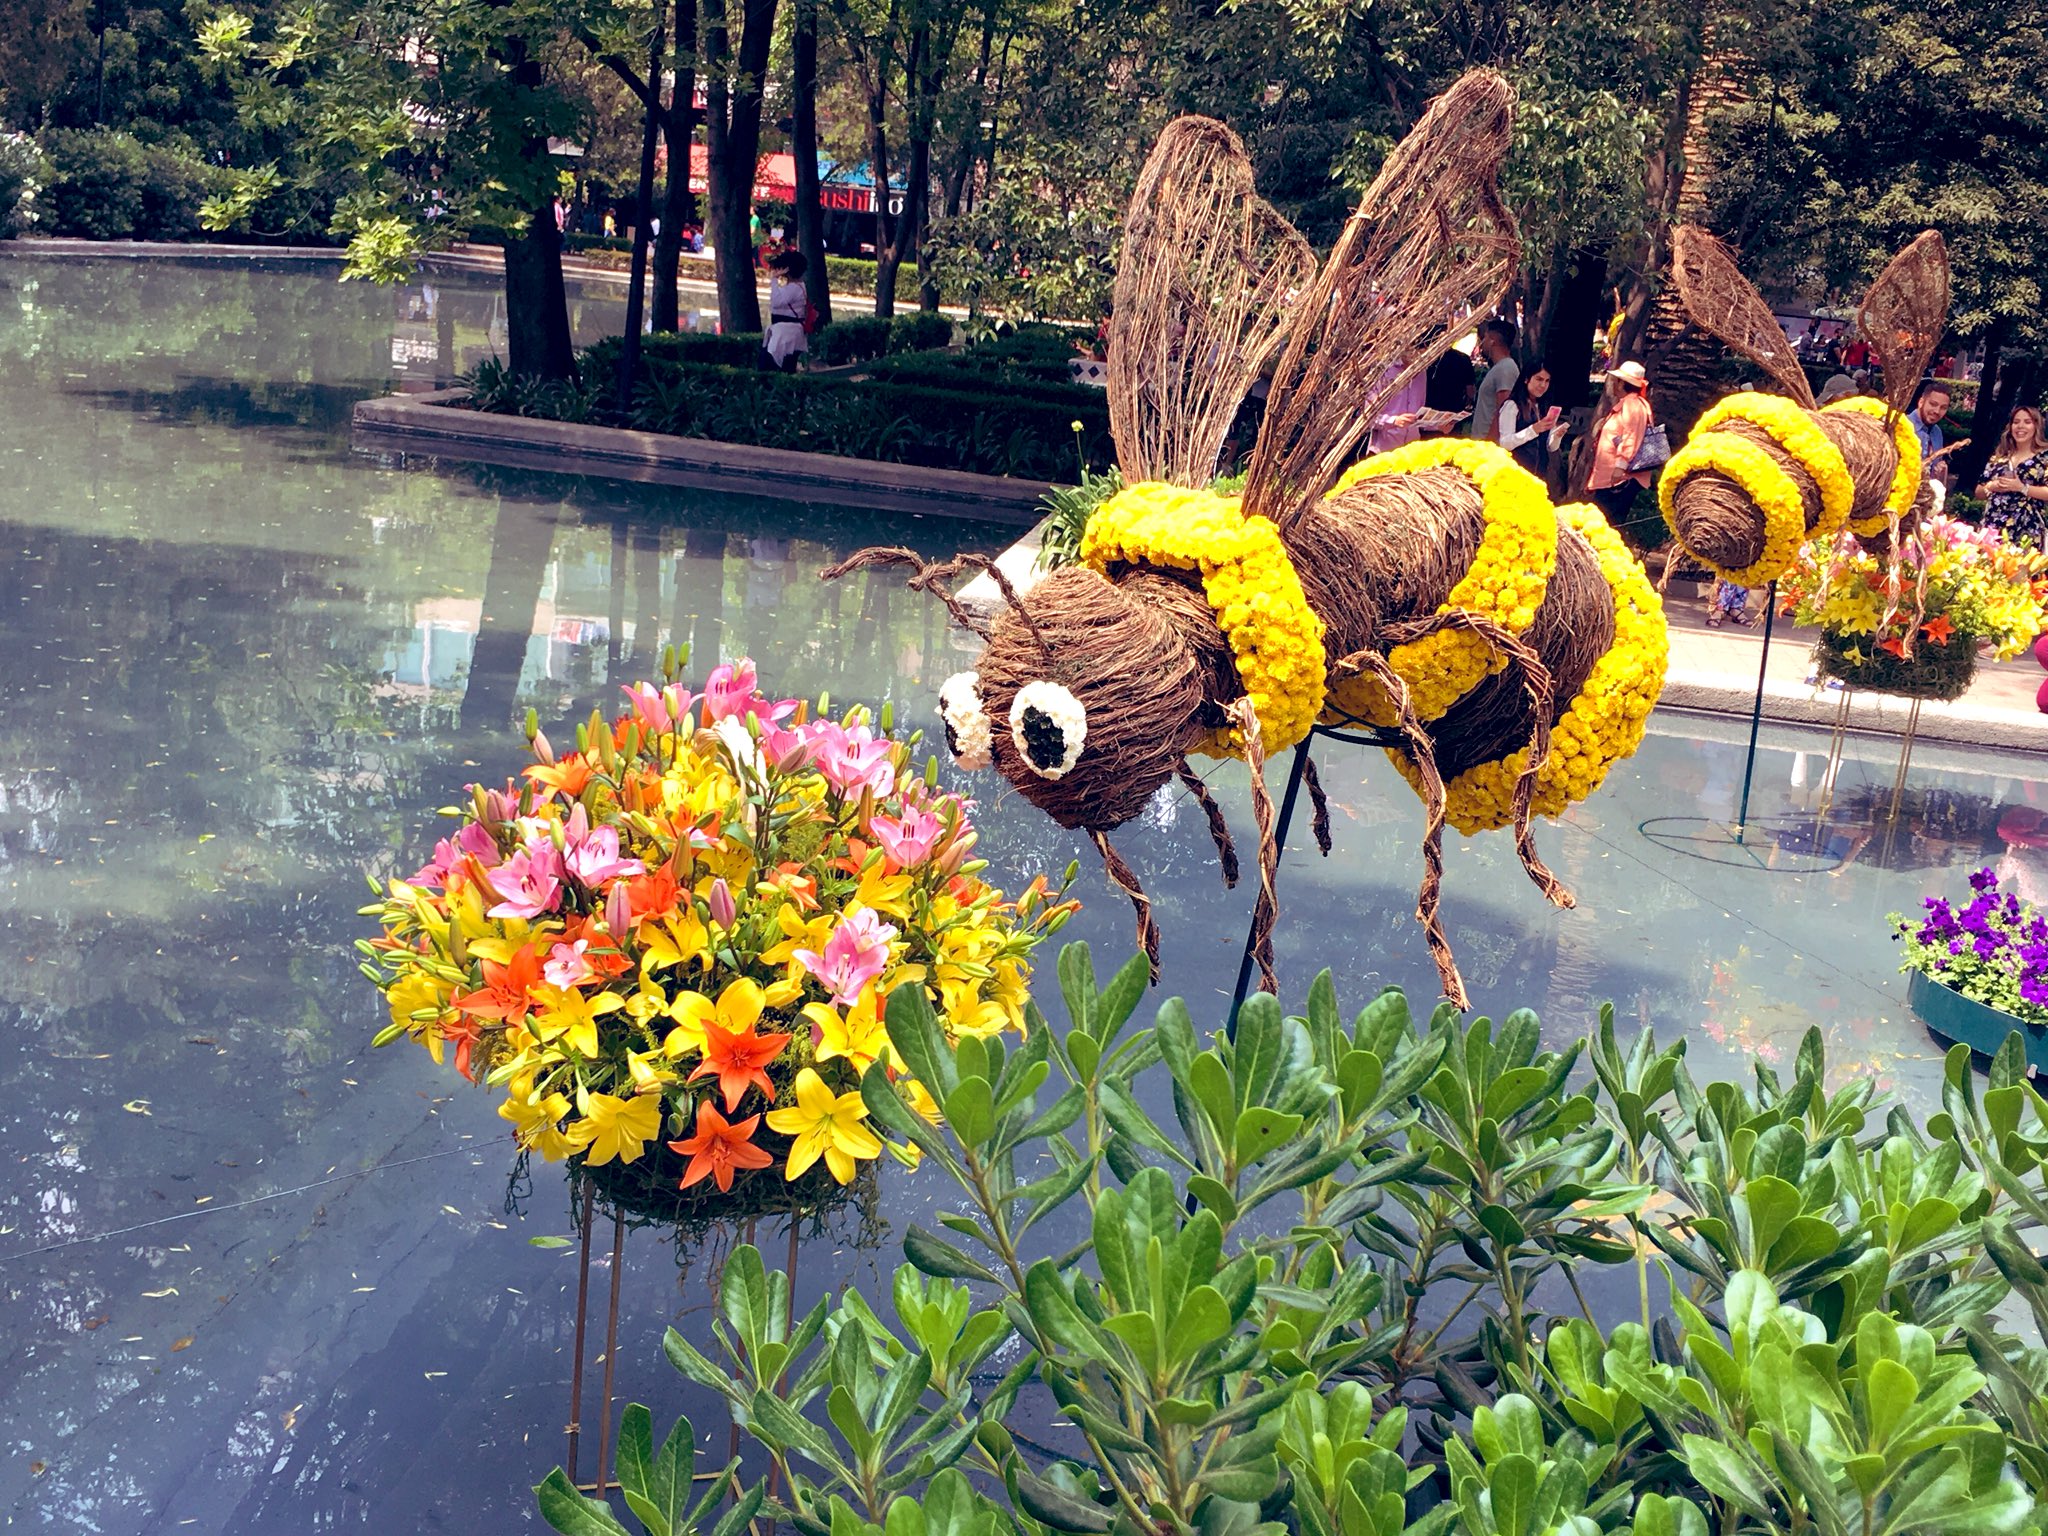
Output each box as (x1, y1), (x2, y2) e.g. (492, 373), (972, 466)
(1824, 396), (1924, 535)
(1081, 482), (1327, 758)
(1693, 392), (1855, 538)
(1658, 431), (1806, 587)
(1394, 503), (1668, 834)
(1328, 439), (1559, 724)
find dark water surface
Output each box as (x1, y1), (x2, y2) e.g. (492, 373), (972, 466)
(1, 253), (2043, 1532)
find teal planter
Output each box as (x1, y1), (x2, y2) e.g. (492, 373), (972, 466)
(1908, 969), (2048, 1073)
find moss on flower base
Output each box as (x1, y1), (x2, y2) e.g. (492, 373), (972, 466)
(1813, 629), (1977, 700)
(360, 657), (1078, 1219)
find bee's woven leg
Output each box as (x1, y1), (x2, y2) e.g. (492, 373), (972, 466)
(1176, 763), (1240, 888)
(1301, 751), (1333, 856)
(1089, 830), (1160, 984)
(1346, 654), (1468, 1011)
(1224, 701), (1282, 996)
(1380, 610), (1575, 911)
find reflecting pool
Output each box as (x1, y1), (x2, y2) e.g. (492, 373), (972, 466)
(1, 254), (2043, 1533)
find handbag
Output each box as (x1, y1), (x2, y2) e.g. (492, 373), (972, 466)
(802, 300), (823, 336)
(1625, 422), (1670, 473)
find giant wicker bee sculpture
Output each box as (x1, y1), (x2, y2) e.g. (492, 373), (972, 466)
(1657, 224), (1951, 586)
(828, 70), (1673, 1008)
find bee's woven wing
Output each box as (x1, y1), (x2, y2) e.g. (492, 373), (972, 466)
(1669, 225), (1815, 408)
(1858, 230), (1949, 413)
(1107, 116), (1317, 486)
(1244, 68), (1520, 530)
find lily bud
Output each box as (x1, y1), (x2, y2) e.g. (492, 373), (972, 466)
(532, 728), (556, 765)
(708, 877), (736, 928)
(605, 881), (632, 934)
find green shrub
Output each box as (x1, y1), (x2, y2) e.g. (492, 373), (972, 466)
(863, 350), (1096, 401)
(536, 946), (2048, 1536)
(39, 129), (225, 240)
(888, 311), (953, 353)
(0, 134), (45, 237)
(810, 314), (893, 366)
(616, 358), (1110, 479)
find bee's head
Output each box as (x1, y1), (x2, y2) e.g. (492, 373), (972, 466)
(947, 566), (1221, 831)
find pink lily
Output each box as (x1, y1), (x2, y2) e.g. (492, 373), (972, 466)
(869, 807), (944, 869)
(409, 837), (461, 890)
(707, 877), (737, 928)
(622, 680), (696, 734)
(604, 881), (633, 935)
(701, 660), (759, 724)
(488, 842), (564, 920)
(794, 907), (897, 1005)
(455, 820), (503, 869)
(544, 939), (596, 988)
(812, 721), (897, 800)
(563, 821), (645, 887)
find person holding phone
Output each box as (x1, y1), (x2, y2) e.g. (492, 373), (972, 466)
(1498, 362), (1566, 477)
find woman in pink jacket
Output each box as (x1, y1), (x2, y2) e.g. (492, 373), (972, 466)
(1587, 360), (1654, 527)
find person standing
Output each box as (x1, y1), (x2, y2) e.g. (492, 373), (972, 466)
(1910, 381), (1952, 484)
(1975, 404), (2048, 549)
(1369, 364), (1428, 453)
(1498, 362), (1564, 477)
(760, 251), (812, 372)
(1468, 319), (1519, 442)
(1587, 361), (1655, 528)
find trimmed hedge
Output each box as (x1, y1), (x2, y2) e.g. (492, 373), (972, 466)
(621, 360), (1110, 480)
(861, 351), (1107, 410)
(810, 311), (954, 366)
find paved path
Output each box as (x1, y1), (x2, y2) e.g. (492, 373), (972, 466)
(1656, 578), (2044, 748)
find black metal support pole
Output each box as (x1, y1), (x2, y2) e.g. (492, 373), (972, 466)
(1226, 739), (1311, 1035)
(1733, 581), (1777, 843)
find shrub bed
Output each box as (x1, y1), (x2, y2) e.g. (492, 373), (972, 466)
(39, 129), (228, 241)
(465, 346), (1110, 480)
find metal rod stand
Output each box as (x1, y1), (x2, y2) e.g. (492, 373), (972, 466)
(565, 1176), (597, 1483)
(593, 1209), (627, 1498)
(1732, 581), (1778, 842)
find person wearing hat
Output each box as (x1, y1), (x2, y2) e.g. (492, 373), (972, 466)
(1587, 360), (1656, 527)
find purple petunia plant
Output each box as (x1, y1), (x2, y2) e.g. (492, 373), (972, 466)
(1892, 865), (2048, 1026)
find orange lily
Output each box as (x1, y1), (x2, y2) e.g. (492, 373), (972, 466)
(691, 1019), (794, 1110)
(452, 945), (545, 1024)
(1878, 634), (1907, 657)
(524, 754), (596, 800)
(670, 1104), (773, 1192)
(1922, 614), (1956, 645)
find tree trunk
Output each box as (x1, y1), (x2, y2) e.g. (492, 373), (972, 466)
(859, 14), (901, 319)
(503, 204), (576, 381)
(1952, 321), (2012, 494)
(1543, 247), (1607, 413)
(617, 4), (666, 415)
(791, 0), (830, 325)
(704, 0), (779, 333)
(650, 0), (698, 334)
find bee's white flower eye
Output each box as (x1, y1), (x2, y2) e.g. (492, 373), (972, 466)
(937, 671), (993, 771)
(1008, 681), (1087, 779)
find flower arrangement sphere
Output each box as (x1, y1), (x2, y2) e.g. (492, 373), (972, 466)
(360, 654), (1077, 1215)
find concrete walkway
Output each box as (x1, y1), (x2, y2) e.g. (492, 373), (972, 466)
(1656, 582), (2045, 749)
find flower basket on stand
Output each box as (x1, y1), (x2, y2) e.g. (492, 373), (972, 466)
(1782, 514), (2048, 701)
(1812, 628), (1977, 700)
(1893, 867), (2048, 1071)
(359, 653), (1077, 1494)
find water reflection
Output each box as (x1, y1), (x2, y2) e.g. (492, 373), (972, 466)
(0, 253), (2044, 1533)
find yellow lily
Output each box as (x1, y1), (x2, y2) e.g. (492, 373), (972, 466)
(531, 984), (624, 1058)
(851, 864), (913, 921)
(639, 910), (711, 976)
(765, 1067), (883, 1184)
(569, 1086), (664, 1166)
(626, 1046), (677, 1090)
(499, 1076), (578, 1160)
(387, 971), (450, 1061)
(802, 985), (893, 1075)
(664, 977), (767, 1059)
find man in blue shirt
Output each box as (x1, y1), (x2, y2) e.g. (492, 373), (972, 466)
(1910, 382), (1951, 487)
